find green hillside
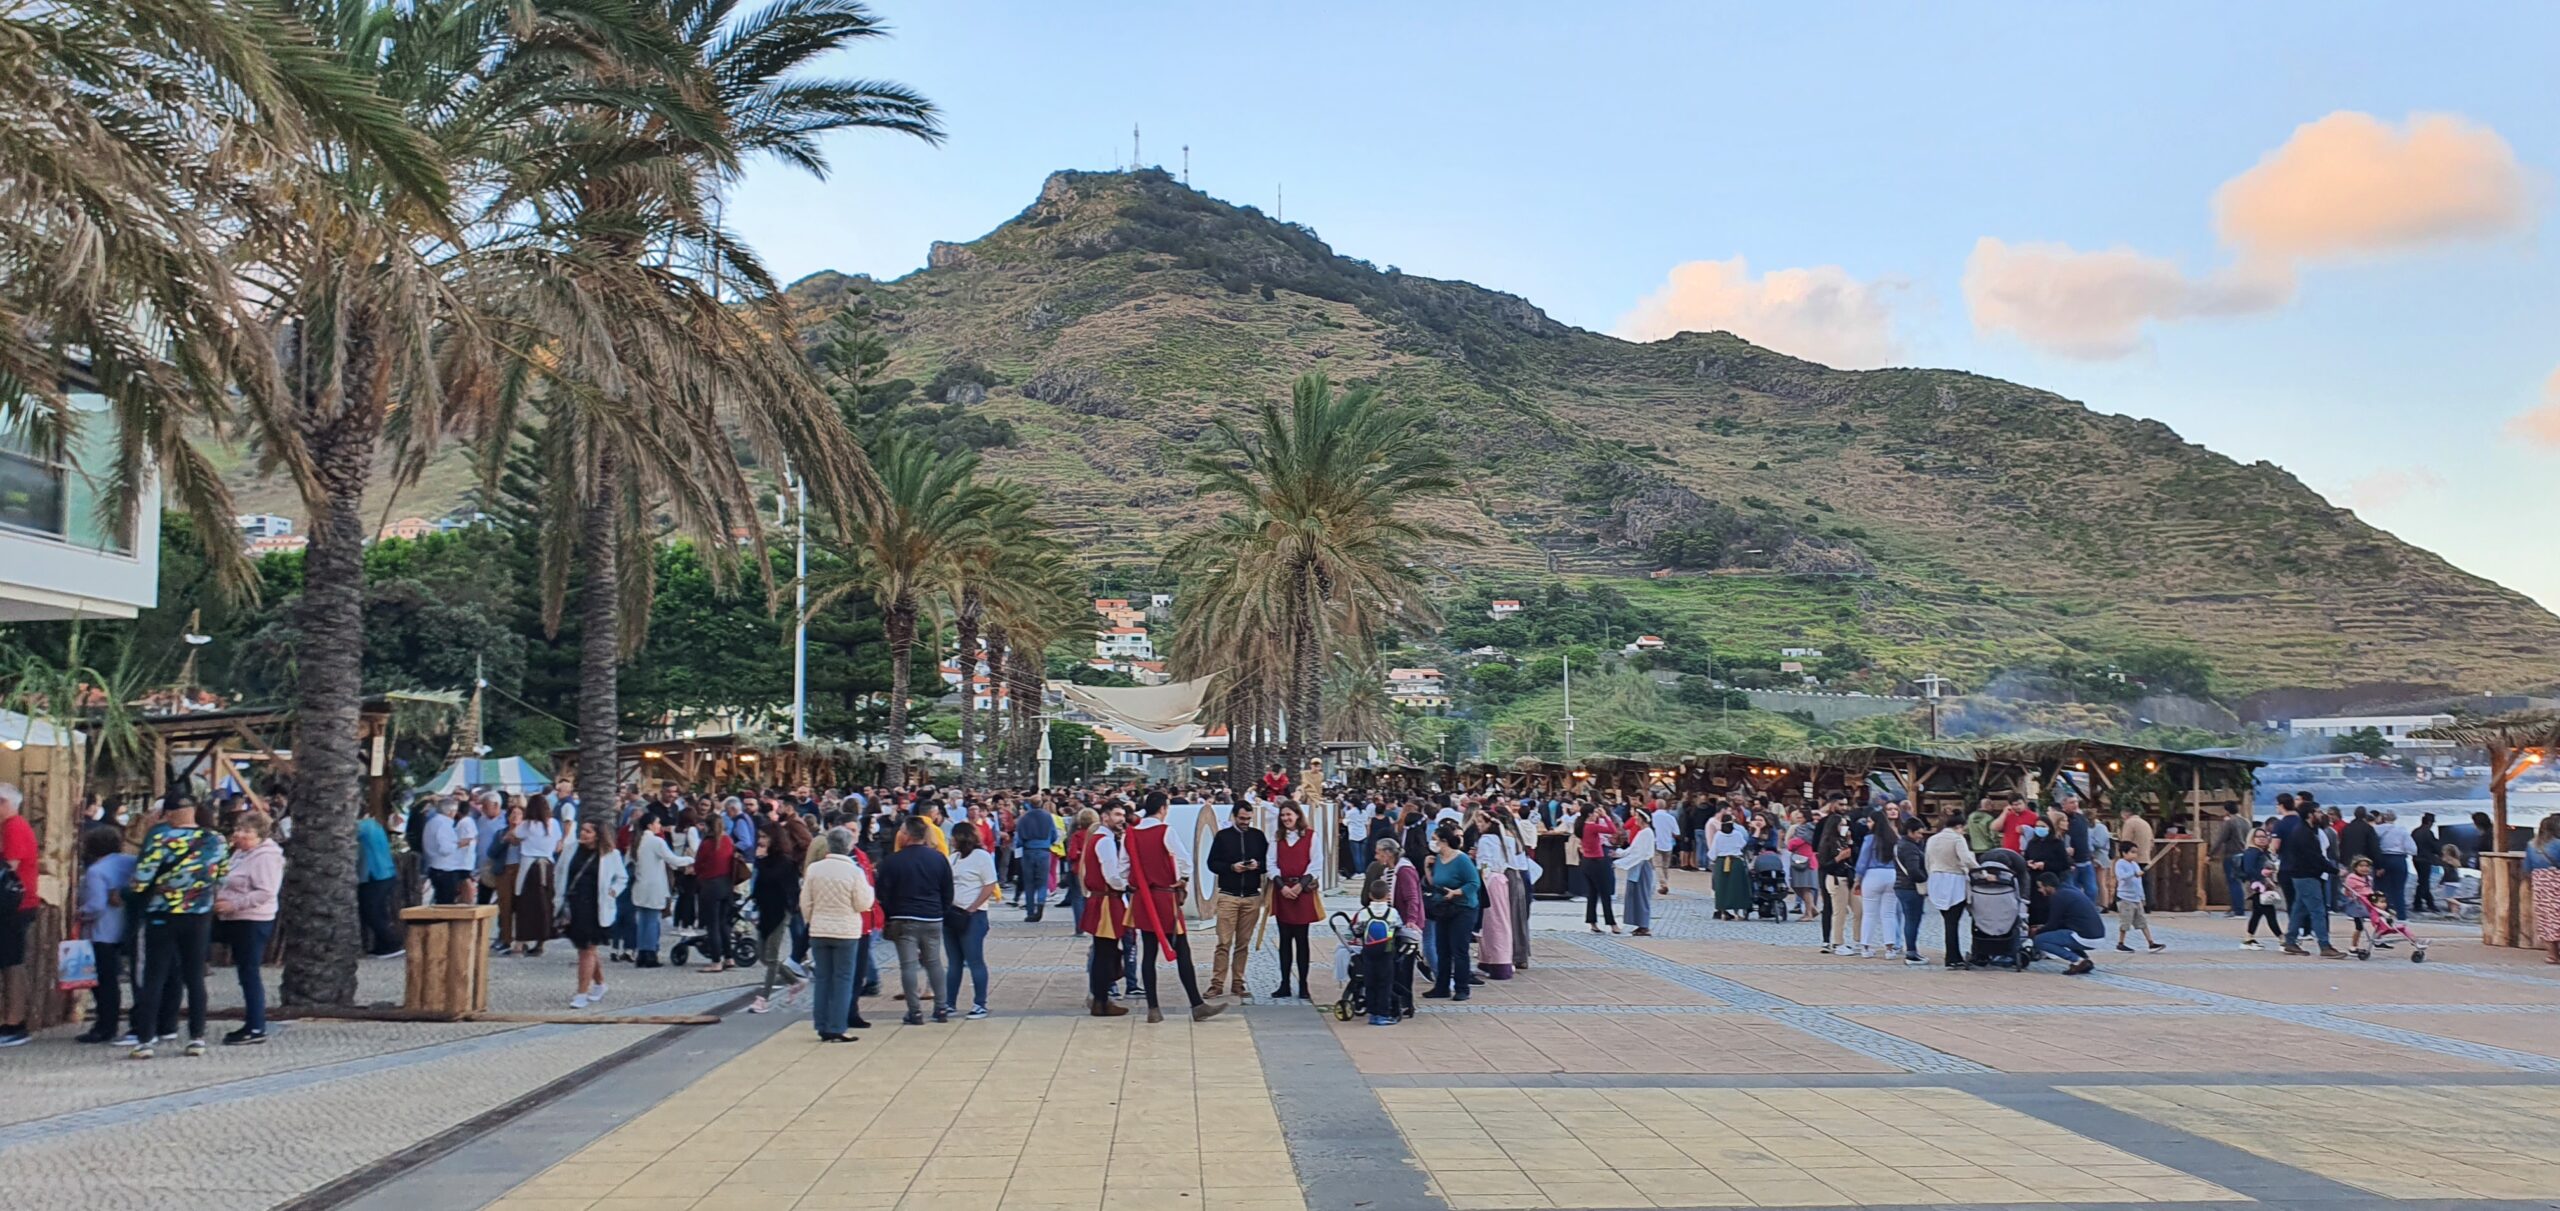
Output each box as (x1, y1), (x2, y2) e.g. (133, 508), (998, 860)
(234, 168), (2560, 701)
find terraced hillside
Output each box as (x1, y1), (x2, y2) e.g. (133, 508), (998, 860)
(231, 168), (2560, 698)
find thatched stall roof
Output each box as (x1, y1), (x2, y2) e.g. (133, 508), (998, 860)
(1815, 744), (1977, 809)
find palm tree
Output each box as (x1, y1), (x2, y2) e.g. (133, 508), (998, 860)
(948, 485), (1068, 786)
(493, 0), (938, 822)
(808, 428), (989, 787)
(0, 0), (442, 589)
(1182, 372), (1467, 771)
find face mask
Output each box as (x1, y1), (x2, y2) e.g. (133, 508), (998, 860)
(2032, 825), (2051, 838)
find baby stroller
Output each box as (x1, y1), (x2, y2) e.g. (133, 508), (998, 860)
(1327, 910), (1415, 1023)
(1748, 850), (1793, 920)
(2346, 881), (2430, 962)
(1966, 850), (2031, 970)
(671, 897), (763, 969)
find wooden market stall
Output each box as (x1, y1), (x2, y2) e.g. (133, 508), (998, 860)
(1970, 738), (2260, 912)
(1677, 752), (1813, 804)
(1, 710), (81, 1029)
(2412, 712), (2553, 948)
(1815, 745), (1977, 820)
(551, 732), (863, 795)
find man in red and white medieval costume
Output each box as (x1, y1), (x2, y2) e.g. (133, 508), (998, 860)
(1122, 791), (1225, 1023)
(1079, 800), (1133, 1018)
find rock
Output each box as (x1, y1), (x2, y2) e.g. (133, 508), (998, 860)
(945, 381), (987, 407)
(927, 241), (976, 270)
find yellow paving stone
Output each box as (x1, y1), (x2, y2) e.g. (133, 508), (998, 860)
(1438, 1197), (1555, 1211)
(484, 1199), (596, 1211)
(1431, 1170), (1546, 1197)
(1534, 1179), (1656, 1207)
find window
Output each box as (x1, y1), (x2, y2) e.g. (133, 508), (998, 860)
(0, 393), (134, 553)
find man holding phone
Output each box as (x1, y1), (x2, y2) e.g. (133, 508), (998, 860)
(1204, 801), (1269, 999)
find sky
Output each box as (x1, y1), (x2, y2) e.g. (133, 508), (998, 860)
(726, 3), (2560, 611)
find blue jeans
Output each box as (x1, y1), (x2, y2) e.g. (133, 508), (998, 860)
(2072, 862), (2100, 903)
(2285, 876), (2331, 949)
(1020, 851), (1053, 918)
(2033, 929), (2094, 964)
(853, 931), (878, 995)
(810, 936), (857, 1037)
(1896, 888), (1926, 955)
(2223, 855), (2246, 915)
(226, 919), (275, 1032)
(610, 883), (636, 949)
(635, 907), (663, 956)
(942, 910), (990, 1010)
(1430, 905), (1478, 998)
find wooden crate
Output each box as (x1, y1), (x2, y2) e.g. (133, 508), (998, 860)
(398, 904), (497, 1019)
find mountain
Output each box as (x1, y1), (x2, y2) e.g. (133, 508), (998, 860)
(232, 168), (2560, 703)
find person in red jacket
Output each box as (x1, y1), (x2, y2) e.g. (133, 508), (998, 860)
(1122, 793), (1225, 1024)
(1077, 802), (1132, 1017)
(0, 782), (39, 1046)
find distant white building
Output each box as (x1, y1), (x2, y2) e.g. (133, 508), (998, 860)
(1149, 593), (1173, 608)
(1781, 646), (1824, 659)
(2286, 713), (2455, 750)
(236, 513), (294, 539)
(1623, 634), (1666, 654)
(1488, 599), (1522, 620)
(1096, 627), (1154, 659)
(2, 391), (161, 621)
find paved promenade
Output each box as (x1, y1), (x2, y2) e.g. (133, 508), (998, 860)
(11, 865), (2560, 1211)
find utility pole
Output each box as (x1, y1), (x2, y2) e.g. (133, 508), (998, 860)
(1181, 145), (1189, 186)
(790, 464), (809, 742)
(1276, 183), (1284, 222)
(1132, 123), (1140, 168)
(1561, 654), (1576, 761)
(1918, 673), (1948, 741)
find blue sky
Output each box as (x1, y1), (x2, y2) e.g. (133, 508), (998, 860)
(727, 3), (2560, 610)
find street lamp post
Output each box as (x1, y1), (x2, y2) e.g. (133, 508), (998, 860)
(1561, 654), (1576, 761)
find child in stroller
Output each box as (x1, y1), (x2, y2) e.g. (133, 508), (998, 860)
(1748, 849), (1793, 920)
(2343, 857), (2429, 962)
(1331, 878), (1415, 1026)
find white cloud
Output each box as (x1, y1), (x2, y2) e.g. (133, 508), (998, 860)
(1614, 256), (1904, 369)
(2504, 367), (2560, 449)
(1971, 111), (2534, 359)
(2213, 112), (2533, 261)
(2340, 467), (2445, 511)
(1962, 238), (2292, 360)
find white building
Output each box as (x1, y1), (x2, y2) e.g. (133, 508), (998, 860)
(236, 513), (294, 539)
(1095, 627), (1155, 659)
(1781, 646), (1824, 659)
(1488, 598), (1522, 619)
(2, 392), (161, 621)
(1624, 634), (1666, 653)
(2285, 713), (2456, 750)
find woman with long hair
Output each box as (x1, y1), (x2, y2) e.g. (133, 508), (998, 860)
(943, 821), (997, 1018)
(747, 829), (804, 1014)
(557, 820), (627, 1009)
(1267, 801), (1324, 1000)
(511, 795), (562, 957)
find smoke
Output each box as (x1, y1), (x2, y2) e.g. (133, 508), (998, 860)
(2506, 368), (2560, 450)
(1614, 257), (1907, 369)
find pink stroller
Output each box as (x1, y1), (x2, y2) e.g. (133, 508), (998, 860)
(2344, 868), (2428, 963)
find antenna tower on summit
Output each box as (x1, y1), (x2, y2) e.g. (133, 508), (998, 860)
(1182, 145), (1190, 185)
(1132, 123), (1141, 169)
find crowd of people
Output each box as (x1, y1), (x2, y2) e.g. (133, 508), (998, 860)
(9, 769), (2558, 1056)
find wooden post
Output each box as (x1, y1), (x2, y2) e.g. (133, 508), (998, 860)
(399, 904), (498, 1019)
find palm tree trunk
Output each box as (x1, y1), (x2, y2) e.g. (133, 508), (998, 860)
(278, 316), (379, 1009)
(1288, 573), (1322, 772)
(1232, 685), (1261, 792)
(955, 589), (981, 787)
(885, 593), (915, 787)
(574, 448), (622, 827)
(982, 627), (1009, 780)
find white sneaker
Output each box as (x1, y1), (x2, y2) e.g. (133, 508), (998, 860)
(589, 983), (606, 1001)
(2240, 938), (2261, 950)
(746, 997), (770, 1014)
(571, 994), (592, 1009)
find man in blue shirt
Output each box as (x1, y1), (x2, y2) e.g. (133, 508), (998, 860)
(2273, 803), (2345, 958)
(2030, 875), (2104, 974)
(355, 810), (402, 957)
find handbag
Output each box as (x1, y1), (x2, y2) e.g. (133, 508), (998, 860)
(1424, 892), (1462, 923)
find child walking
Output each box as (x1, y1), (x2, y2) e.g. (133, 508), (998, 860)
(2112, 842), (2166, 953)
(2239, 830), (2283, 949)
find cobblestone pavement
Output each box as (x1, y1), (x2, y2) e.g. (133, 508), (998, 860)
(42, 863), (2560, 1211)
